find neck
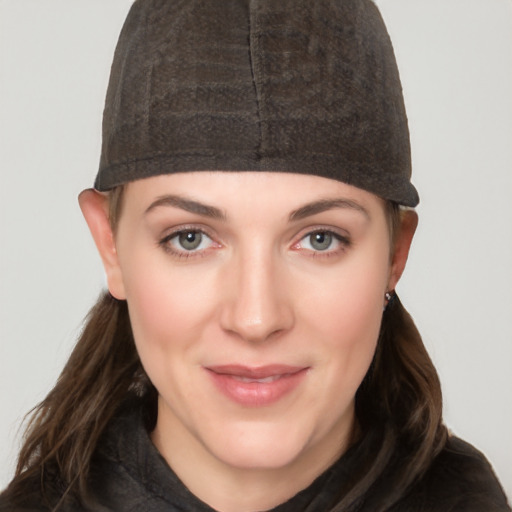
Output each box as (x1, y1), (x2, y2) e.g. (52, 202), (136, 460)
(151, 399), (357, 512)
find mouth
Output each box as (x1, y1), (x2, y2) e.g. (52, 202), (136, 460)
(230, 374), (283, 384)
(204, 364), (309, 407)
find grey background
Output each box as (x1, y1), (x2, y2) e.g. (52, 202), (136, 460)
(1, 0), (511, 500)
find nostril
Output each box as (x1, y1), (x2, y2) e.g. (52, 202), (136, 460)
(220, 297), (294, 343)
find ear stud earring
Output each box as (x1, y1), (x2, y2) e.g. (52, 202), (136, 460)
(384, 291), (396, 311)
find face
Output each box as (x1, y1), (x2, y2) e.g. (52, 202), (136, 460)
(81, 171), (414, 491)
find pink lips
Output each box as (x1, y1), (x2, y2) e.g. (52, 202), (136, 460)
(205, 364), (309, 407)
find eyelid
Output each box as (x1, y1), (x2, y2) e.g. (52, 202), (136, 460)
(291, 224), (351, 244)
(158, 225), (221, 257)
(291, 226), (351, 255)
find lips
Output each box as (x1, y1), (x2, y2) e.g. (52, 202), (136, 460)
(204, 364), (309, 407)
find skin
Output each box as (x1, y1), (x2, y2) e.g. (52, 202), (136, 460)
(79, 171), (417, 512)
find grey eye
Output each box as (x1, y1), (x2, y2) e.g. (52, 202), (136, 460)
(309, 232), (333, 251)
(178, 231), (203, 250)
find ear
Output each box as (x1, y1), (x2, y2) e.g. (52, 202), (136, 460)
(78, 189), (126, 300)
(387, 210), (418, 292)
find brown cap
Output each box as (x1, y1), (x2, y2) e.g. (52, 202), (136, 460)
(95, 0), (419, 207)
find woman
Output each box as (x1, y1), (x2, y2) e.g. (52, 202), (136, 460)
(1, 0), (510, 511)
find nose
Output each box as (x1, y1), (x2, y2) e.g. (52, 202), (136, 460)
(219, 246), (294, 343)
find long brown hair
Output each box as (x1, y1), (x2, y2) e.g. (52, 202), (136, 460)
(1, 196), (447, 511)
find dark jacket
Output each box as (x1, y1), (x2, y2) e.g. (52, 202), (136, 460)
(1, 403), (510, 512)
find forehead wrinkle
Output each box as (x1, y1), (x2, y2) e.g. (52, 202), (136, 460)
(144, 194), (226, 220)
(289, 198), (370, 222)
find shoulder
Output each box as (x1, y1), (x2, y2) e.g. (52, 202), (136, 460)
(0, 481), (89, 512)
(429, 436), (508, 498)
(394, 435), (511, 512)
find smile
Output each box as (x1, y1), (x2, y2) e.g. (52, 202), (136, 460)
(231, 375), (282, 383)
(204, 365), (309, 407)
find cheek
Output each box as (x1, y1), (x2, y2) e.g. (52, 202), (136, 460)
(120, 259), (222, 409)
(119, 252), (217, 361)
(303, 249), (389, 388)
(320, 295), (381, 391)
(306, 250), (387, 332)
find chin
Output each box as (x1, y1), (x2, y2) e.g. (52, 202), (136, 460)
(207, 421), (315, 470)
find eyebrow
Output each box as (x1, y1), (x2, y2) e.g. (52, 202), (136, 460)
(289, 198), (370, 221)
(145, 195), (226, 220)
(145, 194), (368, 222)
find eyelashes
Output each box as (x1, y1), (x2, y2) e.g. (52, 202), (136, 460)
(292, 229), (351, 256)
(159, 228), (218, 258)
(158, 227), (351, 259)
